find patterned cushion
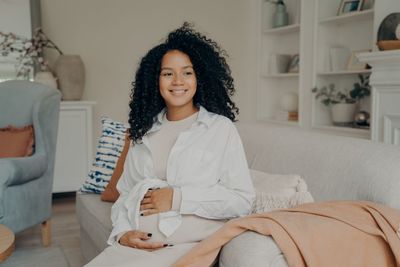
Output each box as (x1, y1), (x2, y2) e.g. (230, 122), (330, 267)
(81, 117), (128, 193)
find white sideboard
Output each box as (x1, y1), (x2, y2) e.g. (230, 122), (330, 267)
(53, 101), (95, 193)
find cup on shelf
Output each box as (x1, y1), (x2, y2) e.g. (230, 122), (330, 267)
(269, 53), (291, 74)
(329, 47), (350, 72)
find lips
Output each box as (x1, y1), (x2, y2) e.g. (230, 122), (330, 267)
(169, 89), (188, 96)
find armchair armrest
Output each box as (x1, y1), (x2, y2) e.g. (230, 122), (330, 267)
(0, 153), (47, 186)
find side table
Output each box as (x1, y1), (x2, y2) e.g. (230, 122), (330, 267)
(0, 224), (15, 262)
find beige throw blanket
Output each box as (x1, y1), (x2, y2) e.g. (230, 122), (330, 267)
(173, 201), (400, 267)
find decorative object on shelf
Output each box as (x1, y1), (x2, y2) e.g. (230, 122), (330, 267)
(377, 13), (400, 51)
(280, 92), (298, 112)
(54, 55), (85, 100)
(337, 0), (363, 16)
(347, 49), (369, 70)
(265, 0), (289, 28)
(329, 46), (351, 71)
(354, 110), (370, 127)
(311, 74), (371, 126)
(288, 54), (299, 73)
(276, 92), (299, 122)
(269, 53), (291, 74)
(0, 28), (63, 79)
(330, 103), (357, 125)
(34, 71), (57, 89)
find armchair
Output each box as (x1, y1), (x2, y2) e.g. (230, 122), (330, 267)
(0, 80), (61, 246)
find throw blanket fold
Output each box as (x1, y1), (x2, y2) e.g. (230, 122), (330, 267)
(173, 201), (400, 267)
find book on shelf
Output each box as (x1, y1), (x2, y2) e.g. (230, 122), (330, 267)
(275, 110), (298, 121)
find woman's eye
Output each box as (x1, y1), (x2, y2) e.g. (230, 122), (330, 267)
(184, 71), (193, 76)
(162, 72), (172, 77)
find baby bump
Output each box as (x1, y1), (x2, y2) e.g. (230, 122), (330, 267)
(138, 214), (225, 245)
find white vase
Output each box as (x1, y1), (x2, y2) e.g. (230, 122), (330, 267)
(34, 71), (58, 89)
(280, 92), (298, 112)
(331, 103), (357, 125)
(54, 55), (85, 100)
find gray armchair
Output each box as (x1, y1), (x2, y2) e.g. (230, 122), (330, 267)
(0, 80), (61, 246)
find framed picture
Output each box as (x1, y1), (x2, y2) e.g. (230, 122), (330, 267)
(347, 50), (369, 71)
(288, 54), (299, 73)
(337, 0), (364, 16)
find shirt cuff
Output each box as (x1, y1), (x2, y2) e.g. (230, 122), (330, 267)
(172, 187), (182, 211)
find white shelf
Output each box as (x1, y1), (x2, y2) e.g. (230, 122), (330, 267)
(313, 124), (370, 138)
(319, 9), (374, 25)
(317, 69), (372, 76)
(263, 24), (300, 35)
(259, 117), (300, 127)
(262, 73), (299, 78)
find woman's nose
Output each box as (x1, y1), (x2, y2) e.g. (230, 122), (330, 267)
(172, 74), (184, 85)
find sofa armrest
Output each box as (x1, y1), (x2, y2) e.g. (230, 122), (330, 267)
(220, 231), (289, 267)
(0, 153), (47, 186)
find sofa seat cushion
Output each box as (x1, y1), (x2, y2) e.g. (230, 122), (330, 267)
(220, 231), (288, 267)
(76, 192), (113, 252)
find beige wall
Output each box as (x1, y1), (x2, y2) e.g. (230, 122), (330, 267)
(41, 0), (258, 140)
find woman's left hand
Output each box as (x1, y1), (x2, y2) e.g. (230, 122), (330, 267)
(140, 187), (173, 216)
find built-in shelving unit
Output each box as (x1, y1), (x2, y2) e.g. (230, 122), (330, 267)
(257, 0), (376, 139)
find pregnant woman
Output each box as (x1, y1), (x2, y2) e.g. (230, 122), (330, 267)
(86, 22), (255, 267)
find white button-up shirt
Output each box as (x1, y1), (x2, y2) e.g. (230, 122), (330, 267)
(108, 106), (255, 244)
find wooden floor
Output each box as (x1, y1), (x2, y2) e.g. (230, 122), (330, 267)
(14, 196), (85, 267)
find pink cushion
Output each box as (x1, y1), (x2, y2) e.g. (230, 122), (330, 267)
(0, 125), (34, 158)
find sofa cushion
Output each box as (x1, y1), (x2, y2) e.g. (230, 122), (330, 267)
(0, 125), (34, 158)
(250, 169), (314, 213)
(76, 192), (113, 253)
(101, 132), (131, 202)
(81, 117), (128, 193)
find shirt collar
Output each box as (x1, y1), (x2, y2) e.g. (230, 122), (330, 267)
(148, 105), (212, 134)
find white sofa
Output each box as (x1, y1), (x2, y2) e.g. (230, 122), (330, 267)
(76, 122), (400, 266)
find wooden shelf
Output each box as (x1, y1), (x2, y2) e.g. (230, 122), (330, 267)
(319, 9), (374, 25)
(263, 24), (300, 35)
(317, 69), (371, 76)
(262, 73), (299, 78)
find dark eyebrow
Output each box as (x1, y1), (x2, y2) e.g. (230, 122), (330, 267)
(161, 65), (194, 71)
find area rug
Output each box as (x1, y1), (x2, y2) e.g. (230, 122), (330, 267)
(2, 246), (69, 267)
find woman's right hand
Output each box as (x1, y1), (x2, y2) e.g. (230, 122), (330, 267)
(119, 230), (168, 251)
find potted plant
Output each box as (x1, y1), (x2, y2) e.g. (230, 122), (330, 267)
(0, 28), (63, 79)
(312, 74), (371, 126)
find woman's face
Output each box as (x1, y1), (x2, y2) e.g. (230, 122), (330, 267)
(159, 50), (197, 110)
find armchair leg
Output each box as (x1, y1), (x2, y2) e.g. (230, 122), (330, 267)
(41, 220), (51, 247)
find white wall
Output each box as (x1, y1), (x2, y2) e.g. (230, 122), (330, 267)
(41, 0), (258, 141)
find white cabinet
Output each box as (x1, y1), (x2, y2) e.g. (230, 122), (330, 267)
(256, 0), (383, 139)
(53, 101), (95, 193)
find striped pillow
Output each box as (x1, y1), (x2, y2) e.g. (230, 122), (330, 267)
(81, 117), (128, 193)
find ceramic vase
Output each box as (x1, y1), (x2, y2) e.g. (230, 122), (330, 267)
(331, 103), (357, 125)
(54, 55), (85, 100)
(273, 1), (289, 28)
(34, 71), (58, 89)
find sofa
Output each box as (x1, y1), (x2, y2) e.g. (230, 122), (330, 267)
(76, 122), (400, 266)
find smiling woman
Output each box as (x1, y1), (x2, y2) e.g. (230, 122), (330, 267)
(85, 22), (255, 267)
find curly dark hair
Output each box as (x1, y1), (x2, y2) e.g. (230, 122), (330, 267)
(128, 22), (239, 143)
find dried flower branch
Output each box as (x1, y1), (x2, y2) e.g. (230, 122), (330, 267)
(0, 28), (63, 78)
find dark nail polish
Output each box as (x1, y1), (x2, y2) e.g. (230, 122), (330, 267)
(163, 244), (168, 247)
(147, 233), (152, 237)
(140, 213), (144, 216)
